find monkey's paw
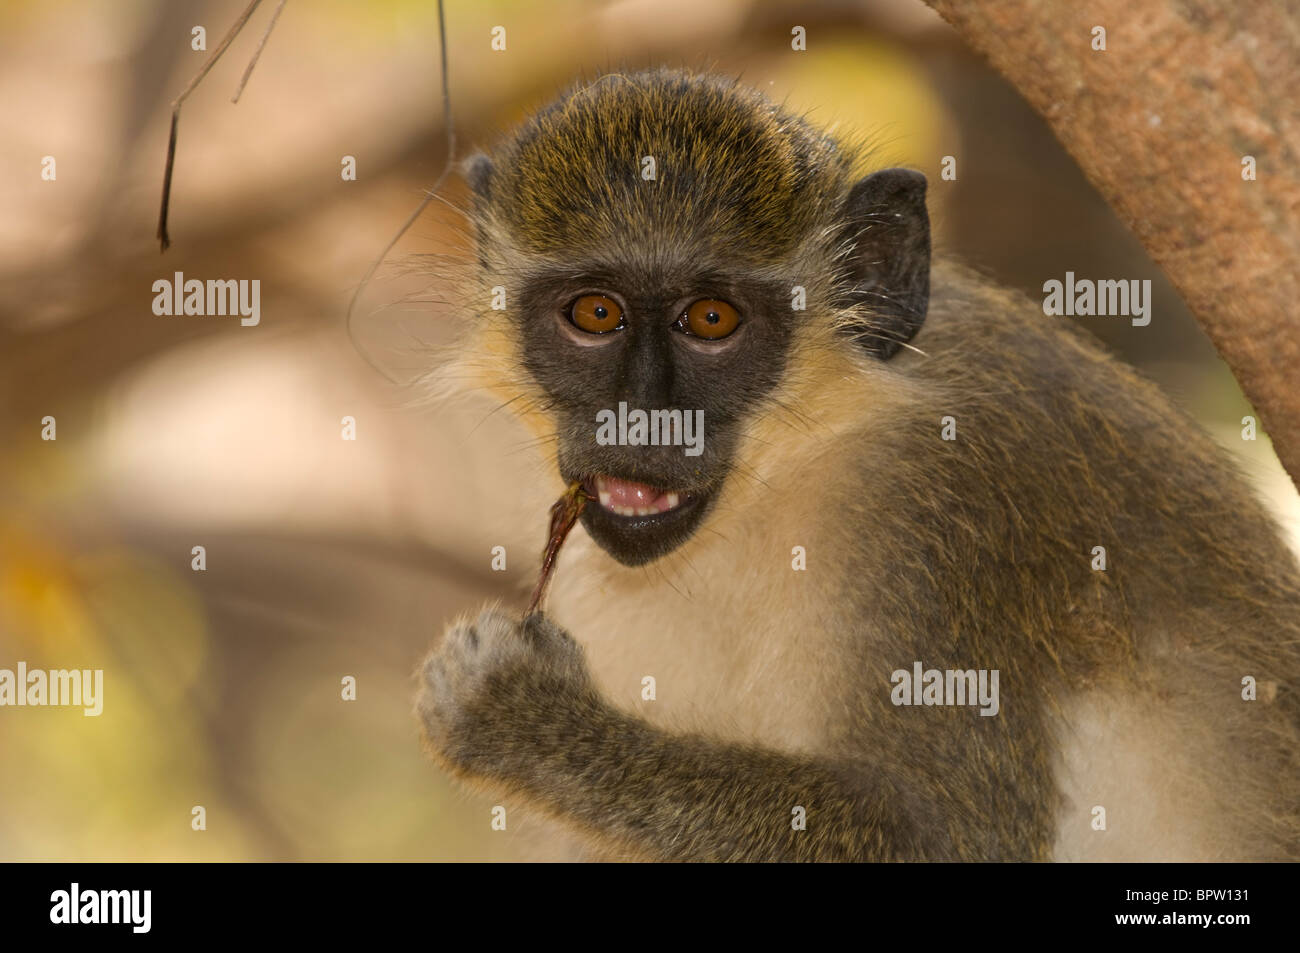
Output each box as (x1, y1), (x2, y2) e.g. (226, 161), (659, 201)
(416, 607), (590, 778)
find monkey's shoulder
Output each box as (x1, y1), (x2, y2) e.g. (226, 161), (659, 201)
(866, 264), (1295, 583)
(908, 266), (1211, 454)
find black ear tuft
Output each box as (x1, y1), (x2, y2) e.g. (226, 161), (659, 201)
(463, 153), (494, 202)
(838, 168), (930, 360)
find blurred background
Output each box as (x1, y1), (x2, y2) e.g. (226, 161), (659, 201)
(1, 0), (1295, 861)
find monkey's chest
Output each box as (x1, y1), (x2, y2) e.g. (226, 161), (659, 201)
(548, 545), (846, 753)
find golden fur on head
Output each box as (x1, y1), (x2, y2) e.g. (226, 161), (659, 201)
(477, 69), (852, 264)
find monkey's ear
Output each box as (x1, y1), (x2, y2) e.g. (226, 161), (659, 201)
(838, 168), (930, 360)
(462, 153), (494, 202)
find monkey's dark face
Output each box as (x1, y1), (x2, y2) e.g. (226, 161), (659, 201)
(516, 261), (793, 566)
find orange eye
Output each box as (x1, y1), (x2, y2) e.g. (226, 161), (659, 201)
(569, 294), (624, 334)
(682, 299), (741, 340)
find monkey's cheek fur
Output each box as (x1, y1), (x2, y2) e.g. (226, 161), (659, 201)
(416, 608), (589, 776)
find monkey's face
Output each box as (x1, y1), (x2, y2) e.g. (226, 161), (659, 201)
(513, 262), (796, 566)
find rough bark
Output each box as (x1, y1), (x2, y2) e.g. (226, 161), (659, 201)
(926, 0), (1300, 489)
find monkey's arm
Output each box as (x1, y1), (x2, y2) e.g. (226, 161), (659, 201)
(417, 609), (948, 862)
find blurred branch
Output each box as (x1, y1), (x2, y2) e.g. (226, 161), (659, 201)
(158, 0), (285, 251)
(232, 0), (288, 103)
(926, 0), (1300, 489)
(347, 0), (455, 386)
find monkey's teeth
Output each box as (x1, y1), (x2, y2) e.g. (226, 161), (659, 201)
(591, 474), (687, 517)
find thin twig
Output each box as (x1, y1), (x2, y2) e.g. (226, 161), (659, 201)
(156, 0), (268, 251)
(527, 484), (589, 615)
(232, 0), (288, 103)
(345, 0), (457, 384)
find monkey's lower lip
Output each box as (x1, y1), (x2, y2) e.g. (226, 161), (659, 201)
(584, 474), (689, 518)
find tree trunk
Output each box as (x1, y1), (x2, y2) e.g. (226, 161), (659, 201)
(926, 0), (1300, 489)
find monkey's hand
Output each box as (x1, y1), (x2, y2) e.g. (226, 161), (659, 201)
(417, 607), (595, 781)
(417, 607), (953, 861)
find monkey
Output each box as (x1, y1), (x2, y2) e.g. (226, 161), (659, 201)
(414, 68), (1300, 861)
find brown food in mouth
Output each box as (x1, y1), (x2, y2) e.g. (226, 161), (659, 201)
(526, 481), (589, 615)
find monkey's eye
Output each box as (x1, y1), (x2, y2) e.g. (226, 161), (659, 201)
(678, 299), (741, 340)
(569, 294), (625, 334)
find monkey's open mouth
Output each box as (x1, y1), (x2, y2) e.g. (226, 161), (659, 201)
(571, 471), (713, 566)
(586, 474), (688, 517)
